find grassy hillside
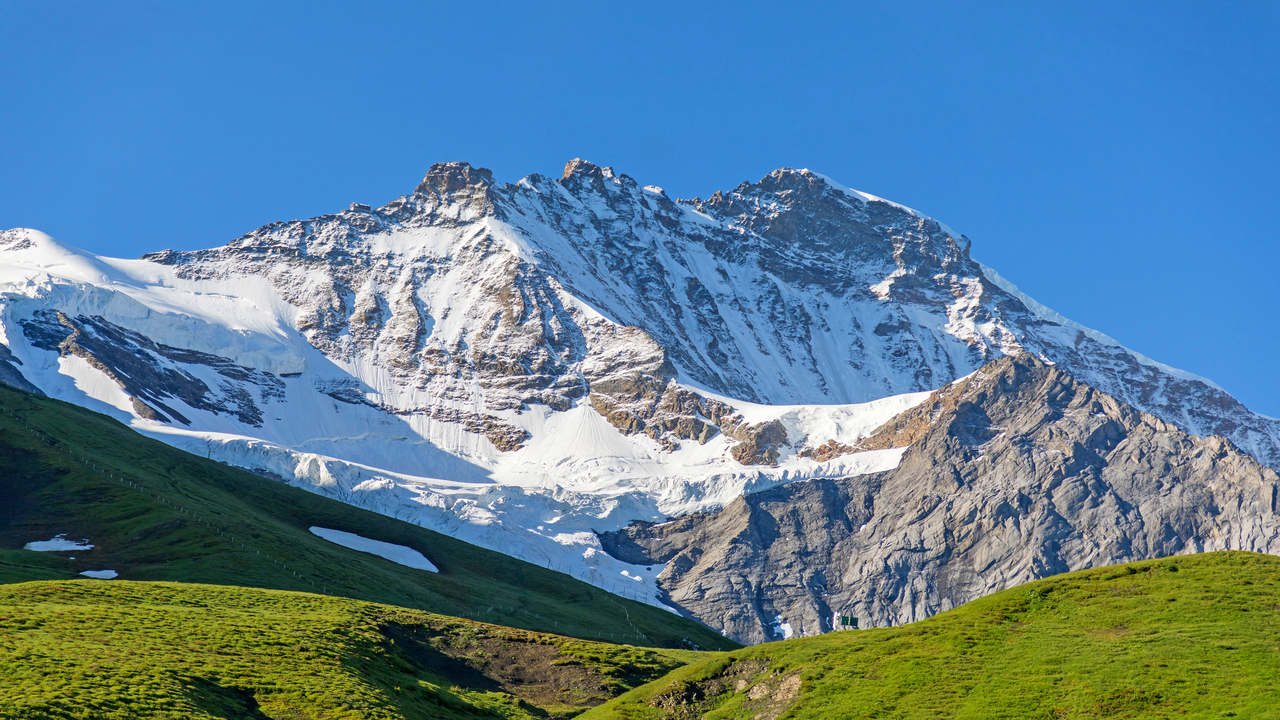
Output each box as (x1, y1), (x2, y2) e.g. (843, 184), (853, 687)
(0, 384), (735, 651)
(584, 551), (1280, 719)
(0, 579), (709, 719)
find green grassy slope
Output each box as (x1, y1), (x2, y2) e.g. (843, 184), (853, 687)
(585, 551), (1280, 719)
(0, 579), (709, 719)
(0, 384), (735, 651)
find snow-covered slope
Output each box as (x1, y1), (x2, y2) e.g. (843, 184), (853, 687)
(3, 160), (1278, 610)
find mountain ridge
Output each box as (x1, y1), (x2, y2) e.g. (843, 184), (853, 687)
(2, 159), (1277, 617)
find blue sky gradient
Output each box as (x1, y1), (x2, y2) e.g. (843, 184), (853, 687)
(2, 1), (1277, 414)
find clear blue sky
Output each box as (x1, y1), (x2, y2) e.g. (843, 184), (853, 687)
(2, 2), (1277, 416)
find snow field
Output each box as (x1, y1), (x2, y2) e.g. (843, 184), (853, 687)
(24, 535), (94, 552)
(308, 526), (438, 573)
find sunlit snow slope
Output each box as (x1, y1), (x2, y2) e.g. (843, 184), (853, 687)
(3, 160), (1277, 609)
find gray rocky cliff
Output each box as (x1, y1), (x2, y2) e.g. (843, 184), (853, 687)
(599, 354), (1280, 644)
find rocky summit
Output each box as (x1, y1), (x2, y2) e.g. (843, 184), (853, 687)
(2, 161), (1277, 635)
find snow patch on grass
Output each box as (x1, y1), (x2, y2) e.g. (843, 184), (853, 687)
(309, 527), (438, 573)
(25, 534), (94, 552)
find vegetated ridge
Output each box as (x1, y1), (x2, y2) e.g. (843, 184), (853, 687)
(584, 551), (1280, 719)
(0, 579), (707, 720)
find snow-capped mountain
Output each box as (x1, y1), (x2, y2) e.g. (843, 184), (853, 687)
(2, 160), (1277, 615)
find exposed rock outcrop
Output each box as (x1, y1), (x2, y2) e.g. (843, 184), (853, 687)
(19, 310), (282, 425)
(601, 355), (1280, 644)
(645, 658), (799, 720)
(0, 342), (41, 395)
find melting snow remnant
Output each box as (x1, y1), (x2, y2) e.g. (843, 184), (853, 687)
(771, 614), (794, 640)
(79, 570), (118, 579)
(24, 534), (94, 552)
(308, 527), (438, 573)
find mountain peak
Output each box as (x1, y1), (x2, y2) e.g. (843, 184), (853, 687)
(561, 158), (609, 181)
(0, 228), (53, 253)
(751, 166), (847, 200)
(414, 161), (494, 196)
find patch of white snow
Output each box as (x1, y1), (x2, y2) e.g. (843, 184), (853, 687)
(308, 526), (439, 573)
(25, 535), (94, 552)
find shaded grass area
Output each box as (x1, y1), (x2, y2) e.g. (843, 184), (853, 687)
(0, 579), (707, 719)
(585, 551), (1280, 719)
(0, 384), (735, 651)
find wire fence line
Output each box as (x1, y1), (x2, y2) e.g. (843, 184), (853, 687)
(610, 597), (649, 639)
(1, 405), (656, 644)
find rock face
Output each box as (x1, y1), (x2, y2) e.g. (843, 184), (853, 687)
(0, 342), (41, 395)
(600, 355), (1280, 644)
(20, 310), (282, 425)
